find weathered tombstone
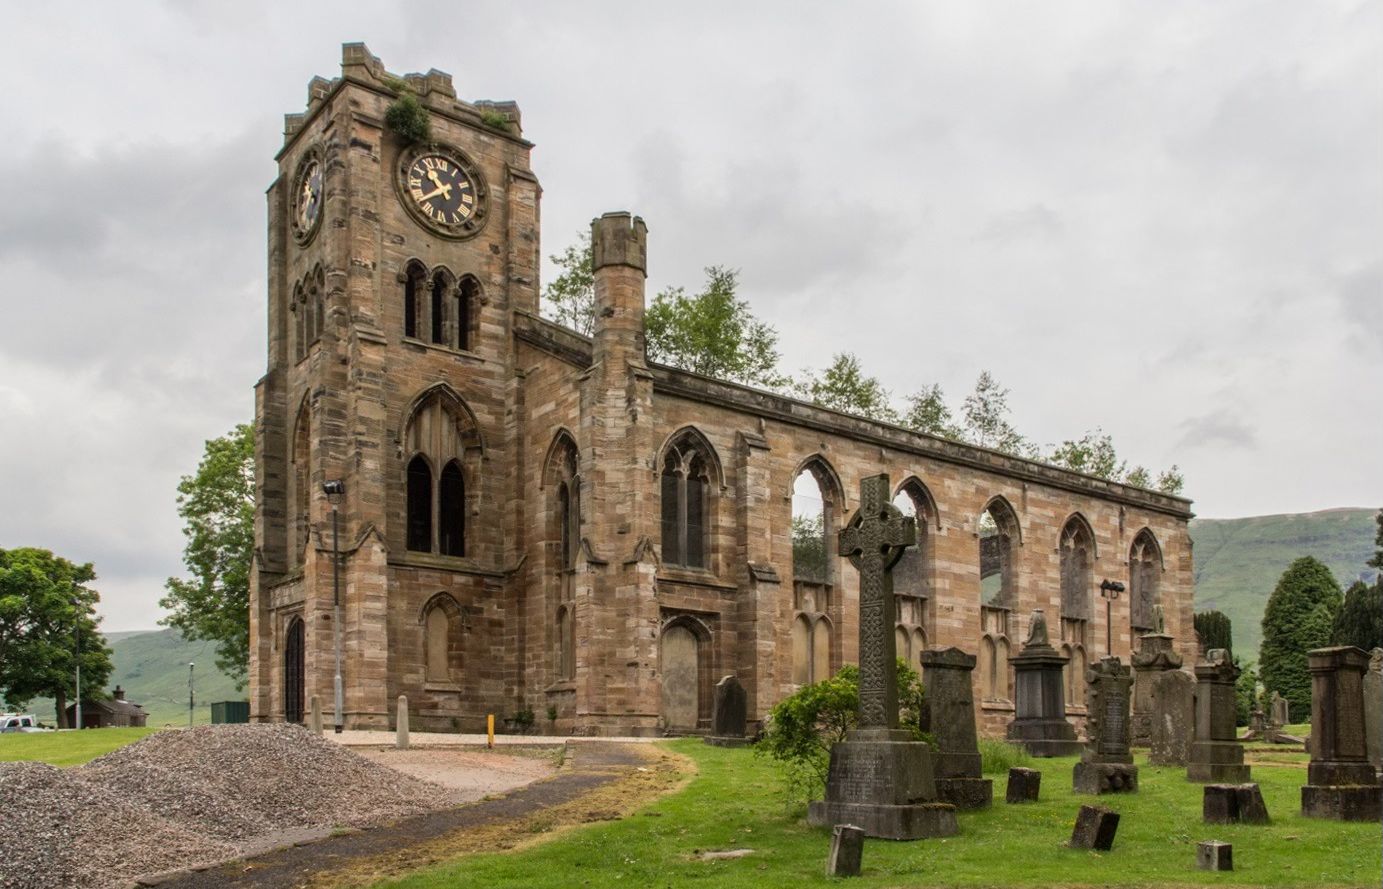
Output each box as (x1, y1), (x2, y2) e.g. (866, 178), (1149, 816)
(1363, 648), (1382, 774)
(1130, 616), (1182, 747)
(1301, 646), (1382, 820)
(1187, 650), (1250, 783)
(1006, 767), (1041, 803)
(1006, 610), (1082, 757)
(704, 675), (748, 747)
(1270, 690), (1290, 728)
(1073, 657), (1138, 794)
(1069, 804), (1120, 850)
(396, 694), (410, 750)
(825, 824), (865, 877)
(807, 474), (958, 840)
(1148, 670), (1195, 765)
(1197, 841), (1233, 871)
(308, 694), (323, 733)
(920, 647), (992, 809)
(1203, 783), (1269, 825)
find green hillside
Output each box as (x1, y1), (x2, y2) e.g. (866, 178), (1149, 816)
(25, 629), (243, 727)
(1190, 507), (1378, 660)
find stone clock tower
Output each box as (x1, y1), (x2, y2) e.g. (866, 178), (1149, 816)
(249, 43), (540, 728)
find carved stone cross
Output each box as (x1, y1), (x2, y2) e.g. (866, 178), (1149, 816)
(839, 473), (916, 729)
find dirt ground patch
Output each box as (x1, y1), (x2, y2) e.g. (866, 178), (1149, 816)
(355, 746), (560, 800)
(302, 744), (693, 889)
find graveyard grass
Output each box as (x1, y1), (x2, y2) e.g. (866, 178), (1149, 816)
(0, 727), (159, 767)
(377, 739), (1378, 889)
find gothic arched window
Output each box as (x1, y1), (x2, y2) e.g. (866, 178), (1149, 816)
(403, 261), (426, 339)
(438, 461), (466, 557)
(1059, 515), (1094, 622)
(457, 276), (480, 352)
(1129, 529), (1162, 632)
(978, 498), (1020, 608)
(660, 432), (715, 569)
(406, 456), (432, 553)
(426, 606), (450, 682)
(430, 271), (449, 345)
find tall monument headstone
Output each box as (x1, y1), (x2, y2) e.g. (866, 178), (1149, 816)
(1301, 646), (1382, 820)
(807, 474), (958, 840)
(920, 647), (993, 809)
(1006, 610), (1082, 757)
(1130, 608), (1182, 747)
(1363, 648), (1382, 775)
(1073, 656), (1138, 794)
(1148, 670), (1195, 765)
(1187, 650), (1250, 783)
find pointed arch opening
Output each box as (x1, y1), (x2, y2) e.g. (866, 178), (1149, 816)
(457, 275), (481, 352)
(544, 431), (581, 683)
(430, 268), (454, 346)
(659, 428), (719, 570)
(400, 387), (482, 557)
(1059, 514), (1095, 623)
(403, 260), (427, 339)
(289, 399), (311, 569)
(978, 496), (1020, 608)
(284, 617), (305, 724)
(438, 461), (465, 557)
(406, 455), (432, 553)
(892, 478), (937, 658)
(420, 593), (463, 686)
(1129, 528), (1162, 633)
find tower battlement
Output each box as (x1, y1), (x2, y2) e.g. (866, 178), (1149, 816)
(591, 212), (648, 274)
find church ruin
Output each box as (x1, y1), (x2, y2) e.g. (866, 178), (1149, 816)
(248, 44), (1195, 736)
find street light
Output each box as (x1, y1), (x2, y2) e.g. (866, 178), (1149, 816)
(1099, 579), (1125, 655)
(73, 601), (82, 731)
(188, 662), (195, 728)
(323, 480), (345, 734)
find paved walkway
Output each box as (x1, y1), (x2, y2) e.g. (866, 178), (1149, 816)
(327, 729), (661, 747)
(152, 742), (655, 888)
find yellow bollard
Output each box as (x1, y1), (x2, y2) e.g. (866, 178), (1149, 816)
(487, 713), (495, 749)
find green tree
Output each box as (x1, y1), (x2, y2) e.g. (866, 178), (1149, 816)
(902, 384), (961, 439)
(1259, 556), (1342, 722)
(797, 353), (899, 422)
(159, 424), (254, 688)
(1154, 465), (1185, 496)
(1047, 428), (1128, 480)
(1330, 579), (1383, 651)
(756, 660), (926, 801)
(0, 548), (114, 726)
(1369, 507), (1383, 572)
(645, 267), (784, 387)
(1193, 610), (1234, 656)
(791, 513), (827, 584)
(959, 371), (1034, 456)
(540, 232), (596, 336)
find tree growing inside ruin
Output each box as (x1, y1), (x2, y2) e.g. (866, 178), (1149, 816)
(796, 353), (898, 421)
(645, 266), (785, 388)
(160, 423), (254, 688)
(1259, 556), (1342, 722)
(541, 232), (597, 336)
(0, 547), (113, 726)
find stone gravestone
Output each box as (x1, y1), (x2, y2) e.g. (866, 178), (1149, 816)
(1073, 657), (1138, 794)
(1069, 804), (1120, 851)
(1006, 610), (1082, 757)
(1130, 611), (1182, 747)
(825, 824), (865, 877)
(1197, 841), (1233, 872)
(807, 474), (958, 840)
(704, 675), (748, 747)
(1301, 646), (1382, 820)
(1203, 783), (1269, 825)
(1006, 767), (1041, 803)
(1363, 648), (1382, 774)
(1148, 670), (1194, 766)
(1187, 650), (1250, 783)
(919, 647), (992, 809)
(1270, 691), (1290, 728)
(1244, 689), (1303, 745)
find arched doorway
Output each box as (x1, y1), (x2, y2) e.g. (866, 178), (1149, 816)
(284, 617), (305, 724)
(660, 624), (700, 731)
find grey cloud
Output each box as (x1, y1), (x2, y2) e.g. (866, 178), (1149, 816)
(974, 204), (1063, 244)
(1175, 412), (1258, 451)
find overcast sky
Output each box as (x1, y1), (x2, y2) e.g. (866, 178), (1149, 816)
(1, 1), (1379, 632)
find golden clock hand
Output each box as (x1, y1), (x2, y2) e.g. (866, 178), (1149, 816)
(418, 184), (453, 202)
(426, 169), (454, 200)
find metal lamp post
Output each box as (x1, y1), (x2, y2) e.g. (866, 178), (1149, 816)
(188, 662), (195, 727)
(1099, 579), (1125, 655)
(323, 480), (345, 734)
(73, 602), (82, 730)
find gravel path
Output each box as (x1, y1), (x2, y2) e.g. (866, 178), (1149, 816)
(0, 725), (473, 889)
(355, 747), (557, 800)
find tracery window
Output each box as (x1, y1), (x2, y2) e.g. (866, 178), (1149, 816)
(660, 432), (715, 569)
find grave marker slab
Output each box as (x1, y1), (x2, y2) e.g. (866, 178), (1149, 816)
(1131, 629), (1182, 747)
(1301, 646), (1382, 821)
(1187, 650), (1250, 783)
(1202, 783), (1269, 825)
(920, 647), (992, 809)
(705, 675), (749, 747)
(1148, 670), (1194, 766)
(1006, 767), (1041, 803)
(807, 474), (958, 840)
(826, 824), (865, 877)
(1074, 657), (1138, 794)
(1197, 841), (1233, 871)
(1006, 610), (1082, 757)
(1069, 804), (1120, 851)
(1364, 649), (1382, 774)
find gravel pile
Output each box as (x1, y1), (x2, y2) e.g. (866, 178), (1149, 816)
(0, 761), (235, 889)
(85, 724), (459, 833)
(1, 724), (460, 888)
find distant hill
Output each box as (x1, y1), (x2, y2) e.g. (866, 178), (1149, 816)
(1190, 508), (1378, 660)
(25, 629), (243, 726)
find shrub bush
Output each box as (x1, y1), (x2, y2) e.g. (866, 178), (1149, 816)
(385, 93), (431, 144)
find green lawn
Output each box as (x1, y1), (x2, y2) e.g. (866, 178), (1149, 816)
(0, 727), (158, 767)
(376, 740), (1380, 889)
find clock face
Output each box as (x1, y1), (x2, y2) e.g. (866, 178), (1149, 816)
(291, 155), (323, 244)
(396, 146), (487, 238)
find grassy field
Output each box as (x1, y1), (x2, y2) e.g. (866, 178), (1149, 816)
(375, 739), (1380, 889)
(0, 726), (159, 767)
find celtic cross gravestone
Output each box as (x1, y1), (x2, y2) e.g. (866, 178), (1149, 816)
(807, 473), (957, 840)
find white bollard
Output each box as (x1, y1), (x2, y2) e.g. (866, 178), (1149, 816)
(396, 695), (410, 750)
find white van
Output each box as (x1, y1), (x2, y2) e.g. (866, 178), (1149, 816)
(0, 714), (45, 733)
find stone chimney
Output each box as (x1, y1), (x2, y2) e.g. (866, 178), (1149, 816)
(113, 686), (125, 701)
